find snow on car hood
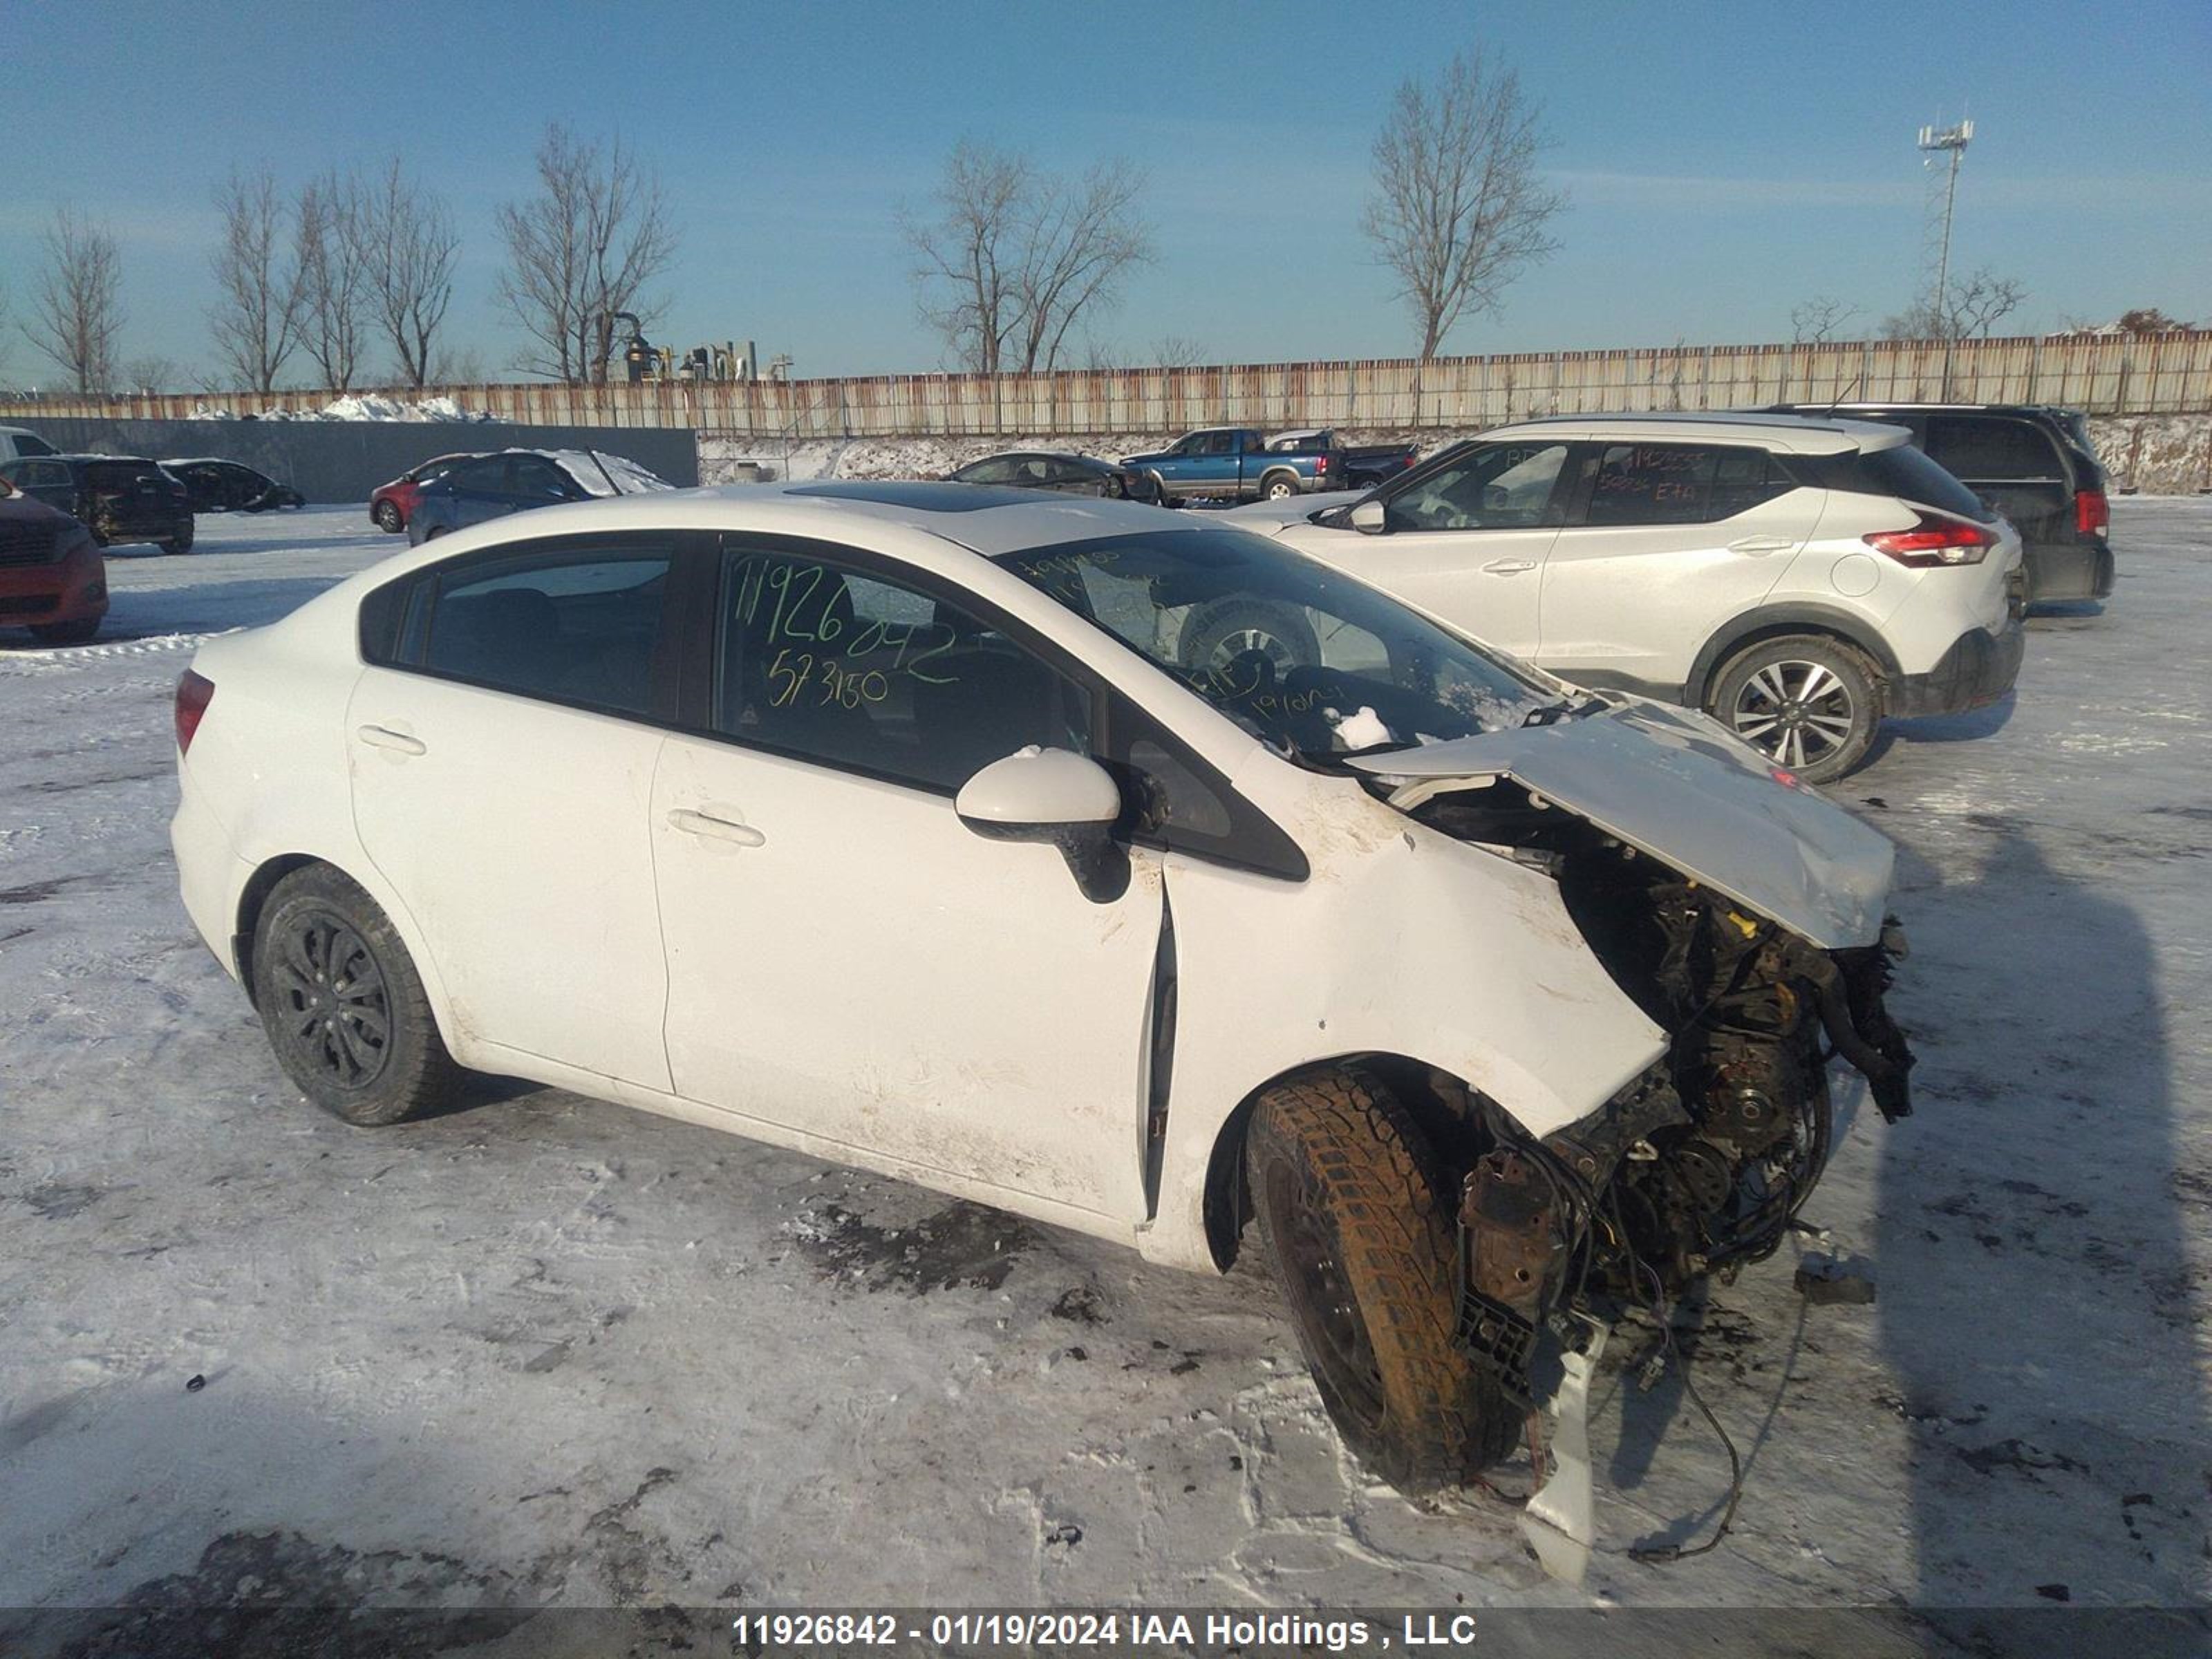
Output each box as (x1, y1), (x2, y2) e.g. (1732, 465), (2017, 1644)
(1348, 699), (1895, 949)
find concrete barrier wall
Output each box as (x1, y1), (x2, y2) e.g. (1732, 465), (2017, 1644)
(15, 419), (701, 505)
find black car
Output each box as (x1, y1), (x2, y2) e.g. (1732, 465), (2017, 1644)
(947, 451), (1168, 505)
(162, 457), (306, 514)
(0, 453), (194, 553)
(1763, 402), (2113, 603)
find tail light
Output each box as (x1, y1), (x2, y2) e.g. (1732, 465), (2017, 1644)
(1316, 454), (1331, 474)
(176, 670), (215, 755)
(1864, 512), (1995, 568)
(2074, 488), (2108, 538)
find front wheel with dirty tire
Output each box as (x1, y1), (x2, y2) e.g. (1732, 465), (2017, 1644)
(252, 863), (463, 1127)
(1247, 1068), (1521, 1492)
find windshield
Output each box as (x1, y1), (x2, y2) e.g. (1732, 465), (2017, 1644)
(993, 525), (1550, 761)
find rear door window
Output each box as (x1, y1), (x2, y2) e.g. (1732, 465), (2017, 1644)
(1834, 444), (1994, 520)
(406, 541), (675, 717)
(1925, 417), (2062, 482)
(12, 434), (57, 457)
(1580, 444), (1793, 526)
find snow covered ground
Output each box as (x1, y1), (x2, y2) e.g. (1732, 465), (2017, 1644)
(1, 504), (2209, 1632)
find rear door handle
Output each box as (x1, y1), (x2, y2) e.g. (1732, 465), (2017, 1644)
(1481, 558), (1537, 574)
(667, 807), (767, 847)
(355, 724), (426, 756)
(1727, 536), (1793, 556)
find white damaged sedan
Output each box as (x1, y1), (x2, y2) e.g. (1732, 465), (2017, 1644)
(170, 481), (1914, 1492)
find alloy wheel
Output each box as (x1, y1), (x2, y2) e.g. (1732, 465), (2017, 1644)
(1729, 658), (1857, 771)
(270, 910), (393, 1089)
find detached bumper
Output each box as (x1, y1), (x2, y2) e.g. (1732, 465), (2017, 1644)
(1888, 617), (2025, 718)
(2025, 538), (2115, 603)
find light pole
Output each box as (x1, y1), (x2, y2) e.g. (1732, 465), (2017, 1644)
(1917, 120), (1974, 332)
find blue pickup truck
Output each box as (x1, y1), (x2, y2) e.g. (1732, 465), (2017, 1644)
(1121, 427), (1344, 504)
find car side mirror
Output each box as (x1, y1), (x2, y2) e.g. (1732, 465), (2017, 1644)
(955, 747), (1129, 903)
(1351, 498), (1387, 535)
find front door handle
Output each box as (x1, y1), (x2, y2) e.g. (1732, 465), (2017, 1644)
(1727, 536), (1793, 556)
(1482, 558), (1537, 574)
(355, 724), (426, 756)
(667, 807), (767, 847)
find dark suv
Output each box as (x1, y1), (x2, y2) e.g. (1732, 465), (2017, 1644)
(1764, 403), (2112, 603)
(0, 453), (195, 554)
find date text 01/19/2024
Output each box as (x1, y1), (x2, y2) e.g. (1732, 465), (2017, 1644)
(727, 1611), (1485, 1651)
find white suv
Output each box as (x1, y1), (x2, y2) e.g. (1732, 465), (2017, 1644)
(1228, 413), (2025, 781)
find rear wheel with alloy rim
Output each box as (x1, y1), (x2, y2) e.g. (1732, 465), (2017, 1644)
(1708, 635), (1881, 783)
(251, 864), (462, 1126)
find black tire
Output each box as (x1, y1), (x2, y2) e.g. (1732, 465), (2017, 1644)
(1707, 634), (1882, 784)
(1178, 597), (1320, 678)
(1259, 469), (1302, 502)
(159, 520), (195, 555)
(373, 499), (403, 533)
(29, 616), (100, 645)
(1248, 1069), (1521, 1491)
(251, 864), (463, 1127)
(1147, 472), (1172, 507)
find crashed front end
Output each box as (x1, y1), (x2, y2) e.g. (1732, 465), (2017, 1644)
(1349, 700), (1917, 1409)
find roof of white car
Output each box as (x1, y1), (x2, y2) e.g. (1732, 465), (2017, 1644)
(401, 479), (1228, 560)
(1483, 411), (1909, 453)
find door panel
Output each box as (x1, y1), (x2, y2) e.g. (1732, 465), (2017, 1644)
(1537, 444), (1806, 693)
(1321, 440), (1576, 657)
(653, 735), (1162, 1219)
(346, 669), (672, 1086)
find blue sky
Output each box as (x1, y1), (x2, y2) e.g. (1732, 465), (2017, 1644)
(6, 0), (2208, 386)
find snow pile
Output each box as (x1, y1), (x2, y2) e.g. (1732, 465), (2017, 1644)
(179, 395), (499, 424)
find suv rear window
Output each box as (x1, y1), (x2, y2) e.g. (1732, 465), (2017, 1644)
(84, 460), (167, 491)
(1817, 443), (1994, 522)
(1925, 417), (2062, 482)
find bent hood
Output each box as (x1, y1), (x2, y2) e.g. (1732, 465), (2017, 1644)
(1348, 699), (1895, 949)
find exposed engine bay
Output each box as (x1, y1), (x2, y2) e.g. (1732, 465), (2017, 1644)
(1400, 777), (1915, 1407)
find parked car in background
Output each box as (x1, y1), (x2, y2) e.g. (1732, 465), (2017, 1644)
(1121, 427), (1344, 503)
(0, 426), (59, 462)
(171, 480), (1913, 1493)
(1266, 428), (1423, 491)
(0, 474), (106, 643)
(369, 452), (478, 534)
(0, 453), (194, 553)
(162, 458), (307, 514)
(1762, 402), (2113, 603)
(404, 448), (674, 545)
(1229, 413), (2025, 782)
(947, 450), (1166, 504)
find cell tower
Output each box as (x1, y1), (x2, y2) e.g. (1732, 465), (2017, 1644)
(1915, 118), (1974, 332)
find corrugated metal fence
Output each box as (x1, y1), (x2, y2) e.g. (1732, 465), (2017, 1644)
(12, 330), (2211, 438)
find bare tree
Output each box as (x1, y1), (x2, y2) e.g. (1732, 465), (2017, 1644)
(2117, 306), (2188, 334)
(121, 355), (180, 393)
(1149, 334), (1209, 368)
(209, 169), (304, 393)
(1882, 268), (2028, 340)
(350, 158), (460, 390)
(294, 174), (372, 391)
(1360, 47), (1565, 359)
(496, 123), (678, 384)
(903, 140), (1153, 375)
(1790, 296), (1861, 344)
(21, 207), (125, 393)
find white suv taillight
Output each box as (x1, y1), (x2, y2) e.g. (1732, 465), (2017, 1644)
(1863, 512), (1995, 568)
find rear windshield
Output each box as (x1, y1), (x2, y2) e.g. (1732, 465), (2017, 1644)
(1825, 444), (1993, 521)
(84, 460), (167, 491)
